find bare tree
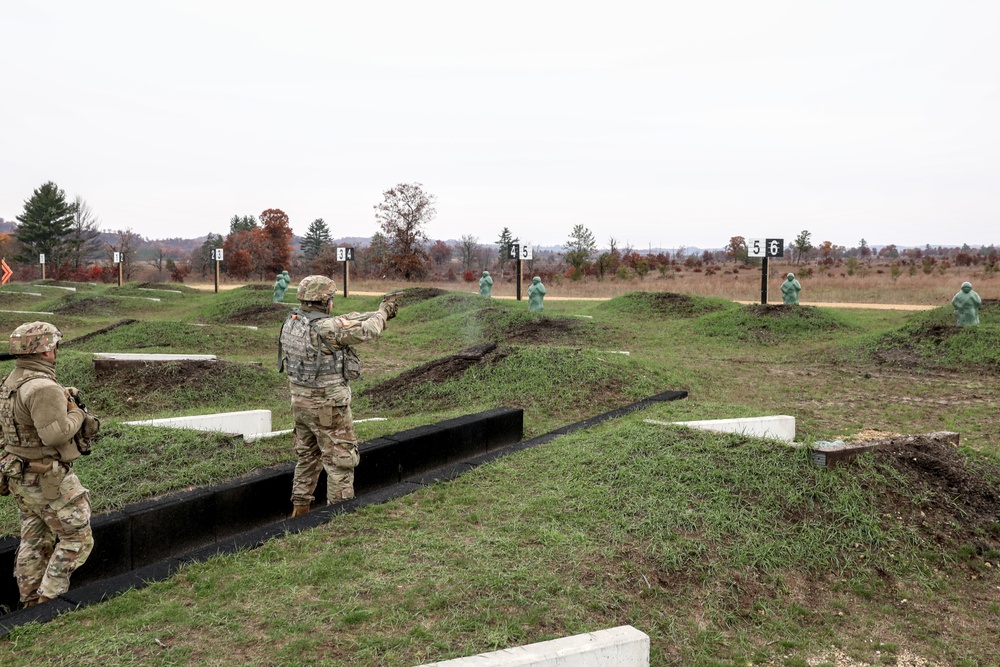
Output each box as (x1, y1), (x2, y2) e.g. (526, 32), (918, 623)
(68, 195), (102, 269)
(110, 228), (141, 280)
(458, 234), (480, 272)
(374, 183), (434, 280)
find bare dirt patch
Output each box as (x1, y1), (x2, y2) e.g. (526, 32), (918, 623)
(223, 303), (292, 326)
(393, 287), (447, 305)
(476, 307), (588, 344)
(507, 316), (582, 343)
(362, 343), (508, 407)
(873, 437), (1000, 552)
(93, 359), (266, 404)
(744, 303), (823, 318)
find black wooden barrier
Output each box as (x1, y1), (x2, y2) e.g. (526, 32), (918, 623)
(0, 391), (686, 632)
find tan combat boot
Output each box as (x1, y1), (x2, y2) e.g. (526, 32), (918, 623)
(291, 504), (310, 518)
(23, 595), (51, 608)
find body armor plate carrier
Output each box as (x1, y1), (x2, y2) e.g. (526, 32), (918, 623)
(278, 310), (360, 387)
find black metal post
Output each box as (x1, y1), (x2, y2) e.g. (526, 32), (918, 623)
(760, 256), (768, 304)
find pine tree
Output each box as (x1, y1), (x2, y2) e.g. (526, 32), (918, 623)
(563, 224), (596, 271)
(301, 218), (332, 260)
(496, 227), (519, 273)
(15, 181), (76, 265)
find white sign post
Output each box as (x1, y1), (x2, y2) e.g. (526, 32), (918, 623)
(213, 248), (224, 293)
(337, 247), (354, 297)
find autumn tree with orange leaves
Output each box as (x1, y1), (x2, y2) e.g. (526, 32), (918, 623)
(259, 208), (293, 275)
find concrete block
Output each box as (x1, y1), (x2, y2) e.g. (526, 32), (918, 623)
(93, 353), (217, 361)
(125, 487), (216, 568)
(0, 537), (19, 614)
(385, 424), (449, 478)
(648, 415), (796, 442)
(416, 625), (649, 667)
(125, 409), (273, 439)
(479, 407), (524, 450)
(76, 511), (132, 585)
(434, 413), (493, 459)
(356, 437), (402, 493)
(211, 464), (295, 537)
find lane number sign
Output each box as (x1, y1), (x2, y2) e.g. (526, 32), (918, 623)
(336, 247), (355, 262)
(507, 244), (531, 260)
(747, 238), (784, 258)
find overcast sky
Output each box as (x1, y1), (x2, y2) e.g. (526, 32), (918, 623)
(3, 1), (999, 251)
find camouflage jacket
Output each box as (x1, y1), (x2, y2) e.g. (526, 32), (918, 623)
(0, 358), (85, 462)
(285, 308), (388, 408)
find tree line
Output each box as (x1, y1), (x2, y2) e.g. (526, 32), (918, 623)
(7, 181), (998, 285)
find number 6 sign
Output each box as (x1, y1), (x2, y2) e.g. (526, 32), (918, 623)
(747, 238), (784, 258)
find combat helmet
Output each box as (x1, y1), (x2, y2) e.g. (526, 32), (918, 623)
(9, 321), (62, 356)
(296, 275), (337, 303)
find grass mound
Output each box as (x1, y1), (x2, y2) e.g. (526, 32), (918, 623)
(191, 285), (292, 326)
(599, 291), (733, 318)
(52, 294), (160, 317)
(361, 345), (664, 420)
(394, 291), (488, 324)
(474, 307), (593, 345)
(864, 306), (1000, 371)
(58, 320), (267, 357)
(135, 282), (203, 294)
(54, 351), (286, 420)
(695, 303), (852, 343)
(390, 287), (448, 305)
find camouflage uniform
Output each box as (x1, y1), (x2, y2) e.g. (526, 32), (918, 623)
(279, 277), (396, 509)
(0, 322), (97, 606)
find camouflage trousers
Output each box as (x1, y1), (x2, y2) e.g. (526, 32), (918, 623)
(10, 467), (93, 603)
(291, 403), (360, 507)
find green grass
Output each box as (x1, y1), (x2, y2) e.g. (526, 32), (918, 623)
(858, 304), (1000, 371)
(0, 283), (998, 665)
(2, 418), (996, 665)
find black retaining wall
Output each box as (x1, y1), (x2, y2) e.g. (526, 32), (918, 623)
(0, 390), (686, 632)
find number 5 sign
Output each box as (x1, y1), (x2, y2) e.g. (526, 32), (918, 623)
(519, 245), (532, 260)
(747, 238), (784, 258)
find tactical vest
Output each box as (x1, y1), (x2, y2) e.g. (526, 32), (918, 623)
(0, 372), (50, 452)
(278, 310), (348, 388)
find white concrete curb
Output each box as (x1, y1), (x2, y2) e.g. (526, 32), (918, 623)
(125, 409), (273, 439)
(645, 415), (796, 442)
(414, 626), (649, 667)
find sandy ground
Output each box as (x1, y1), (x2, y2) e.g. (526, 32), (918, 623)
(186, 284), (936, 310)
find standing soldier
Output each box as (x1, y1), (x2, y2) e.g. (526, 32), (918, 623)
(0, 322), (99, 607)
(278, 276), (397, 517)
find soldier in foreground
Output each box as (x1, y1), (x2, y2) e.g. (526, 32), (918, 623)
(278, 276), (398, 517)
(0, 322), (100, 607)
